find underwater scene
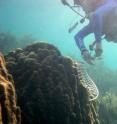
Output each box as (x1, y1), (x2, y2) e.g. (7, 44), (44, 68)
(0, 0), (117, 124)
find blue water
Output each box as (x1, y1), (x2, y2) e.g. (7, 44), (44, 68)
(0, 0), (117, 69)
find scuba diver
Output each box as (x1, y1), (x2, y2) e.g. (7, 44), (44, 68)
(74, 0), (117, 64)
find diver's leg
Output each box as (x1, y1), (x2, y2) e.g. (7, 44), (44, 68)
(74, 24), (93, 51)
(90, 13), (103, 56)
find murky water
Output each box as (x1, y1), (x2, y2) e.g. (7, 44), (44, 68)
(0, 0), (117, 69)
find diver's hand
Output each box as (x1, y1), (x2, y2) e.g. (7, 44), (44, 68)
(95, 42), (103, 57)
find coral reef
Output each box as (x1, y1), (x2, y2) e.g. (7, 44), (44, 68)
(0, 53), (21, 124)
(0, 32), (18, 54)
(87, 64), (117, 124)
(0, 32), (36, 54)
(99, 92), (117, 124)
(6, 42), (100, 124)
(18, 34), (36, 48)
(87, 64), (117, 95)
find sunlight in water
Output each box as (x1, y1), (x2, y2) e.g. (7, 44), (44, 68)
(0, 0), (117, 69)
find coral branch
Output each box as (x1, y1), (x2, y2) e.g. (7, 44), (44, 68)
(0, 53), (21, 124)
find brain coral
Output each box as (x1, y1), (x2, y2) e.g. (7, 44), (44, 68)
(6, 42), (100, 124)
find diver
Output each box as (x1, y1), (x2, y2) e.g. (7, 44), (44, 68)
(74, 0), (117, 64)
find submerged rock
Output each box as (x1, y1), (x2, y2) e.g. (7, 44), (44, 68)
(0, 53), (21, 124)
(6, 42), (100, 124)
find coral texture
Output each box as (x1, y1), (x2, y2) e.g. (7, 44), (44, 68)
(0, 53), (21, 124)
(6, 42), (100, 124)
(99, 92), (117, 124)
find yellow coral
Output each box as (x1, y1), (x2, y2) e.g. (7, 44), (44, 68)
(0, 53), (21, 124)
